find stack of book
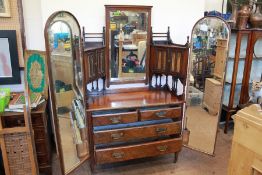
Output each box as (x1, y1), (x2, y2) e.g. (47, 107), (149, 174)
(5, 93), (45, 112)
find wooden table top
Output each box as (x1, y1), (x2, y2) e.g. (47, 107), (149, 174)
(1, 101), (47, 117)
(87, 90), (184, 111)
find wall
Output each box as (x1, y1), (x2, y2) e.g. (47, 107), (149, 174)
(39, 0), (205, 45)
(3, 0), (227, 91)
(205, 0), (228, 13)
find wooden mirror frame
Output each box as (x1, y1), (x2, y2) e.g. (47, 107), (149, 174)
(105, 5), (152, 87)
(184, 16), (231, 155)
(44, 11), (87, 175)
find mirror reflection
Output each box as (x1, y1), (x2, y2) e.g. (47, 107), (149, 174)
(109, 10), (148, 82)
(185, 17), (229, 154)
(46, 12), (88, 174)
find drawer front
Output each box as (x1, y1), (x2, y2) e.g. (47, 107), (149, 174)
(96, 138), (182, 164)
(31, 113), (44, 126)
(93, 111), (138, 126)
(34, 127), (46, 140)
(140, 108), (181, 121)
(94, 122), (181, 144)
(35, 141), (48, 154)
(37, 154), (49, 166)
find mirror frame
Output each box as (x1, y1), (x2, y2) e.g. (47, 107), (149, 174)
(44, 11), (87, 175)
(185, 16), (231, 155)
(105, 5), (152, 87)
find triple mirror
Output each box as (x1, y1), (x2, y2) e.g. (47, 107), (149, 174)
(184, 16), (230, 154)
(105, 5), (152, 85)
(44, 11), (88, 174)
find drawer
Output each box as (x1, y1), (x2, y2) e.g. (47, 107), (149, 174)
(37, 154), (49, 166)
(95, 138), (182, 164)
(140, 108), (181, 121)
(94, 122), (181, 144)
(31, 113), (44, 126)
(35, 141), (48, 154)
(93, 111), (138, 126)
(34, 127), (46, 140)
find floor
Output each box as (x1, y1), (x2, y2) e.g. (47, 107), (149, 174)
(52, 127), (233, 175)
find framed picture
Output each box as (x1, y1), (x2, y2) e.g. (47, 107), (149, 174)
(25, 50), (48, 97)
(0, 0), (10, 17)
(0, 30), (21, 84)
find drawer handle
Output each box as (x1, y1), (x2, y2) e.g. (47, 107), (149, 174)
(111, 133), (124, 140)
(155, 111), (167, 118)
(110, 117), (121, 124)
(157, 145), (168, 152)
(156, 128), (167, 134)
(112, 152), (124, 159)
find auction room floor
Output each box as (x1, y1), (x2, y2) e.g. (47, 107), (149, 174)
(52, 127), (233, 175)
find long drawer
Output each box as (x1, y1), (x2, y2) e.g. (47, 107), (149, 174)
(95, 138), (182, 164)
(94, 122), (181, 144)
(93, 111), (138, 126)
(140, 107), (181, 121)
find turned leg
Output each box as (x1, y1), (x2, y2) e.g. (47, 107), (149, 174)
(174, 152), (179, 163)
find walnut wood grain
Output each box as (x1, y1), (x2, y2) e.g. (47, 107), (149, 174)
(140, 107), (182, 121)
(87, 90), (184, 111)
(94, 122), (181, 144)
(93, 111), (138, 126)
(95, 138), (182, 164)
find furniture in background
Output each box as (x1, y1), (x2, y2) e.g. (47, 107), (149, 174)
(0, 102), (51, 174)
(0, 104), (39, 175)
(228, 104), (262, 175)
(223, 29), (262, 133)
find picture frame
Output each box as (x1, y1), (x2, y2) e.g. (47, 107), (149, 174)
(25, 50), (48, 98)
(0, 30), (21, 84)
(0, 0), (10, 17)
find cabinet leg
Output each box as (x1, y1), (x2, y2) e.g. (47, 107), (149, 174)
(174, 152), (179, 163)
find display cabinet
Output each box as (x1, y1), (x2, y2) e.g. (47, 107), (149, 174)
(223, 29), (262, 133)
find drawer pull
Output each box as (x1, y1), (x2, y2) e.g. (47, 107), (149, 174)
(157, 145), (168, 152)
(111, 133), (124, 140)
(156, 128), (167, 134)
(112, 152), (124, 159)
(110, 117), (121, 124)
(155, 111), (167, 118)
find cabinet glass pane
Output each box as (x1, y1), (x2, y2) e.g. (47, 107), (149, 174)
(249, 37), (262, 103)
(223, 33), (249, 107)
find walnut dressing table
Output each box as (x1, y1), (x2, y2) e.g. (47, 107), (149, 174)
(87, 90), (184, 170)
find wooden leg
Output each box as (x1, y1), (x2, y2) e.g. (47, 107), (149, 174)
(174, 152), (179, 163)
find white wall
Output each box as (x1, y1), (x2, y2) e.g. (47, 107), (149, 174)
(38, 0), (205, 45)
(205, 0), (228, 13)
(3, 0), (226, 91)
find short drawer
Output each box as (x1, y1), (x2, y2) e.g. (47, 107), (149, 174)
(37, 154), (49, 166)
(95, 138), (182, 164)
(140, 107), (181, 121)
(93, 111), (138, 126)
(31, 113), (44, 126)
(35, 141), (48, 154)
(33, 127), (46, 140)
(94, 122), (181, 144)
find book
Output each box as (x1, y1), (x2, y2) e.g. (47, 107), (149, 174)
(8, 93), (42, 109)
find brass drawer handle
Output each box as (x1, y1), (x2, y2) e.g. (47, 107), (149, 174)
(111, 133), (124, 140)
(155, 111), (167, 118)
(112, 152), (124, 159)
(110, 117), (121, 124)
(156, 128), (167, 134)
(157, 145), (168, 152)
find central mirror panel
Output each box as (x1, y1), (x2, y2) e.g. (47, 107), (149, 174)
(184, 16), (230, 155)
(105, 5), (152, 85)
